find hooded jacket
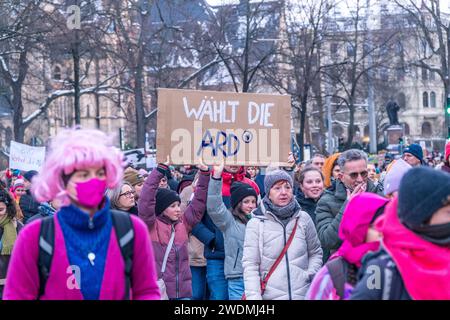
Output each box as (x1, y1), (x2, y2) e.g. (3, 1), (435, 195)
(138, 165), (210, 299)
(242, 200), (323, 300)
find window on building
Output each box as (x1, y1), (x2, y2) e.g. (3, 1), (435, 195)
(421, 67), (428, 80)
(429, 70), (435, 81)
(430, 91), (436, 108)
(347, 43), (354, 57)
(330, 43), (338, 55)
(422, 92), (429, 108)
(395, 42), (403, 55)
(396, 67), (405, 81)
(402, 122), (410, 135)
(421, 122), (432, 137)
(380, 67), (389, 81)
(53, 66), (61, 80)
(397, 92), (406, 109)
(420, 39), (428, 56)
(347, 68), (353, 82)
(345, 19), (353, 31)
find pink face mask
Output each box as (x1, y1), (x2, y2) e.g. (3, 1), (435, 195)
(74, 178), (107, 208)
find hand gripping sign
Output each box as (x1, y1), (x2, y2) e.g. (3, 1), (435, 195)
(156, 88), (291, 166)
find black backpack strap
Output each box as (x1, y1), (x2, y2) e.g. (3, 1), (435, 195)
(111, 210), (134, 300)
(326, 257), (347, 299)
(382, 253), (408, 300)
(38, 216), (55, 299)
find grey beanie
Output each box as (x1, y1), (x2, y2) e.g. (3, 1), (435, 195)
(264, 170), (293, 193)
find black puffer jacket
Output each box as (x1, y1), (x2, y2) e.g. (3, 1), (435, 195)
(295, 191), (320, 226)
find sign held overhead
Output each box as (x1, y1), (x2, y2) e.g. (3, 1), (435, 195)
(156, 88), (291, 166)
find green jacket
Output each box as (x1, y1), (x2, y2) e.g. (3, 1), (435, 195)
(315, 180), (384, 255)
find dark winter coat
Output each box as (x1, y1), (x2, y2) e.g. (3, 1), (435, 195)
(26, 202), (56, 225)
(126, 205), (139, 216)
(254, 174), (266, 198)
(351, 248), (411, 300)
(296, 191), (320, 226)
(19, 191), (40, 223)
(315, 180), (383, 261)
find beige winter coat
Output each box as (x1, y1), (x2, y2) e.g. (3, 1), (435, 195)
(242, 202), (323, 300)
(180, 184), (207, 267)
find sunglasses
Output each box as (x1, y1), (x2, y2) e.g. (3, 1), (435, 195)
(119, 191), (135, 198)
(346, 170), (368, 180)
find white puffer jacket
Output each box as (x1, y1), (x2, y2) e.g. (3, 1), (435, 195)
(242, 202), (323, 300)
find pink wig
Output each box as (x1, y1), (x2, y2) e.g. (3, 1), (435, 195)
(32, 128), (125, 206)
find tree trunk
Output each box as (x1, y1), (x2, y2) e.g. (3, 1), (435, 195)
(298, 96), (307, 161)
(134, 65), (146, 148)
(345, 103), (355, 150)
(242, 1), (250, 93)
(12, 83), (25, 143)
(95, 56), (101, 129)
(72, 31), (81, 125)
(446, 28), (450, 131)
(314, 78), (326, 154)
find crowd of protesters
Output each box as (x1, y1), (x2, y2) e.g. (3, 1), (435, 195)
(0, 127), (449, 300)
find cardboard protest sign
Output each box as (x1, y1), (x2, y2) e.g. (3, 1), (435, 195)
(9, 141), (46, 171)
(156, 88), (291, 166)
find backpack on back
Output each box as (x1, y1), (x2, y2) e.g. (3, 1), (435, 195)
(326, 257), (347, 299)
(327, 250), (409, 300)
(37, 210), (134, 299)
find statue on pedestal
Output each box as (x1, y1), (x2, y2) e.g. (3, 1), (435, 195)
(386, 99), (400, 126)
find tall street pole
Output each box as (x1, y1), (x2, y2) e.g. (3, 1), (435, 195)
(326, 81), (333, 155)
(366, 0), (377, 153)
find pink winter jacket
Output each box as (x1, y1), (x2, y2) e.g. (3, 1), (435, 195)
(3, 214), (160, 300)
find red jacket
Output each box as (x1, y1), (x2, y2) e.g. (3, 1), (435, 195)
(220, 167), (260, 196)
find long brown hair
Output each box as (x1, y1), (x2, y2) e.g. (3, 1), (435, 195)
(0, 190), (17, 220)
(231, 202), (251, 225)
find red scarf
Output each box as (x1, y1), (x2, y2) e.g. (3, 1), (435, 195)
(375, 197), (450, 300)
(220, 167), (260, 196)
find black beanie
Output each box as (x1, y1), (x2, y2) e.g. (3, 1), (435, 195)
(156, 188), (181, 215)
(398, 166), (450, 227)
(230, 181), (258, 209)
(24, 170), (38, 182)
